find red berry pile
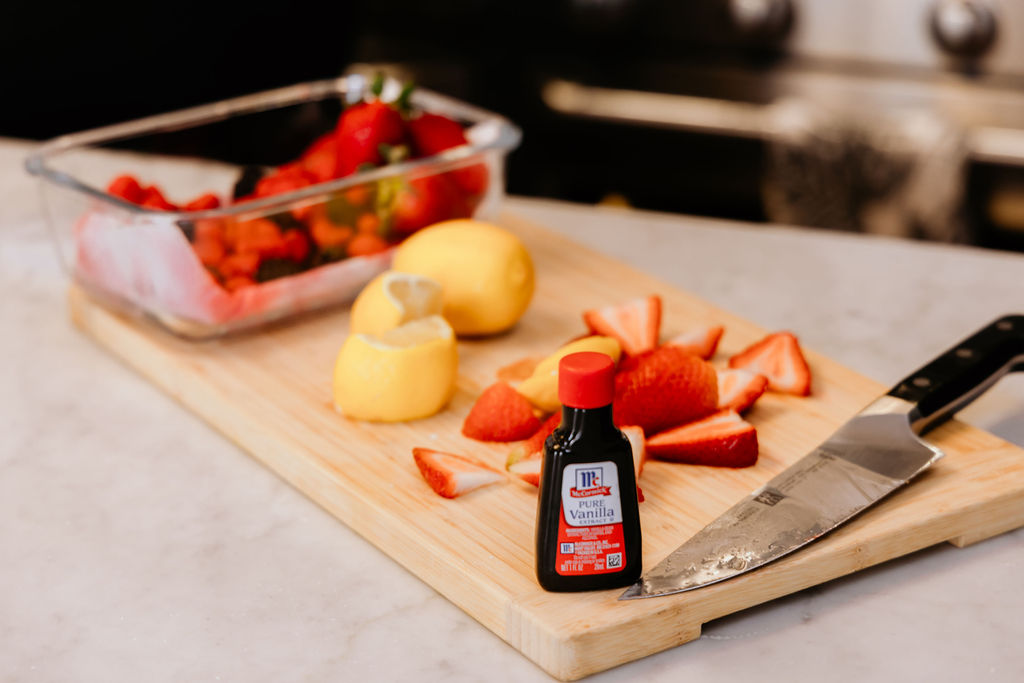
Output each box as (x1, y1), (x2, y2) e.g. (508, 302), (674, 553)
(105, 78), (488, 292)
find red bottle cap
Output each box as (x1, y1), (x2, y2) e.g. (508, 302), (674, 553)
(558, 351), (616, 409)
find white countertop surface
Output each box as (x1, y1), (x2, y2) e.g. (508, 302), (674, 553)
(3, 138), (1024, 681)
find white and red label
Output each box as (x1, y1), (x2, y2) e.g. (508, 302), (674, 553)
(556, 462), (626, 576)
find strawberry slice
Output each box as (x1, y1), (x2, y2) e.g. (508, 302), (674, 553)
(614, 346), (718, 434)
(413, 448), (504, 498)
(583, 295), (661, 357)
(647, 410), (758, 467)
(728, 331), (812, 396)
(462, 382), (542, 442)
(508, 457), (542, 487)
(621, 425), (647, 479)
(666, 324), (724, 360)
(526, 412), (561, 454)
(508, 423), (646, 490)
(717, 368), (769, 413)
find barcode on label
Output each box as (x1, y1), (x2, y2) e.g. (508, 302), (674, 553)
(606, 552), (622, 569)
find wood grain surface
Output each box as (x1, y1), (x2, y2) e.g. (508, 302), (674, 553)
(68, 213), (1024, 680)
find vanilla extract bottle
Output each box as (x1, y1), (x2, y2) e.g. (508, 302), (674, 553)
(535, 351), (642, 592)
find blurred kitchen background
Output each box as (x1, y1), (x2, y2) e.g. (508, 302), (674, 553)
(5, 0), (1024, 251)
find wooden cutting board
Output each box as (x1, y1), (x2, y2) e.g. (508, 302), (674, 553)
(68, 213), (1024, 680)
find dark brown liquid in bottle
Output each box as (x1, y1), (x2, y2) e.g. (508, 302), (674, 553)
(535, 404), (642, 592)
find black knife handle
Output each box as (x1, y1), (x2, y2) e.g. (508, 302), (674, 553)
(887, 315), (1024, 435)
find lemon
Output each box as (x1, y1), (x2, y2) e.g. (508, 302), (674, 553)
(516, 336), (621, 412)
(392, 219), (534, 336)
(349, 270), (444, 336)
(333, 315), (458, 422)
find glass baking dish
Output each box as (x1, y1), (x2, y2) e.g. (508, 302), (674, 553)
(25, 76), (521, 339)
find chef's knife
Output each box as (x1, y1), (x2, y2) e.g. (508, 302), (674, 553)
(621, 315), (1024, 600)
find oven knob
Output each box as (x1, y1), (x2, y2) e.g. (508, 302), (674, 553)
(930, 0), (997, 58)
(728, 0), (793, 42)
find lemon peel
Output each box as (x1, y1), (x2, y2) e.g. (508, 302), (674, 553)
(349, 270), (444, 336)
(333, 315), (458, 422)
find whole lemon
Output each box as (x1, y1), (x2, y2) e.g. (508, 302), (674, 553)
(333, 315), (458, 422)
(392, 220), (534, 336)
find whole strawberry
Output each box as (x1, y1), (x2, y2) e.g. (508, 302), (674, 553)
(614, 346), (718, 434)
(335, 101), (406, 177)
(408, 112), (488, 195)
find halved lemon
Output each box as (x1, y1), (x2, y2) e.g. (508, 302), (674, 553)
(349, 270), (444, 336)
(333, 315), (458, 422)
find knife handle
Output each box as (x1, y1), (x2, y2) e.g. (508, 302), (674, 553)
(887, 315), (1024, 434)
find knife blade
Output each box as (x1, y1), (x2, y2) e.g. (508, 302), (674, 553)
(621, 314), (1024, 600)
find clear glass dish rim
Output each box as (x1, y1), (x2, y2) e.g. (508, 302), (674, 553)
(24, 75), (522, 221)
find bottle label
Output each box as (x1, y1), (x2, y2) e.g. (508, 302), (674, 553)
(555, 461), (626, 576)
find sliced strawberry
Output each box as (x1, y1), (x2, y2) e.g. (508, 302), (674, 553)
(525, 412), (561, 455)
(412, 448), (504, 498)
(717, 368), (769, 413)
(614, 345), (718, 434)
(583, 295), (661, 357)
(666, 324), (724, 360)
(647, 410), (758, 467)
(728, 331), (812, 396)
(508, 457), (542, 487)
(462, 382), (542, 442)
(620, 425), (647, 479)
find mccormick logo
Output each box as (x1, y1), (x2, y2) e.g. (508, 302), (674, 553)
(569, 467), (612, 498)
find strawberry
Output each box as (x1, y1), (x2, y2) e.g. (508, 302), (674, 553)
(107, 174), (145, 204)
(525, 412), (562, 456)
(666, 324), (724, 360)
(407, 112), (489, 195)
(614, 346), (717, 434)
(504, 412), (559, 473)
(583, 295), (661, 357)
(462, 382), (542, 442)
(412, 447), (504, 499)
(139, 185), (177, 211)
(647, 410), (758, 467)
(183, 193), (221, 212)
(728, 331), (812, 396)
(392, 174), (469, 235)
(335, 101), (406, 177)
(717, 368), (769, 413)
(621, 425), (647, 479)
(508, 457), (542, 487)
(300, 131), (340, 183)
(408, 112), (468, 156)
(255, 164), (317, 199)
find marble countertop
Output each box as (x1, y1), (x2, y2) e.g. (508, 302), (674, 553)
(3, 137), (1023, 681)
